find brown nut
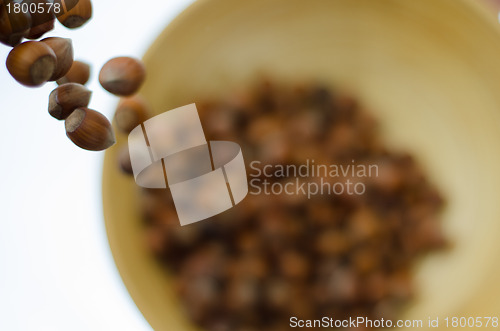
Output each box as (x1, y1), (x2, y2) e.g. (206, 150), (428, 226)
(25, 0), (55, 39)
(6, 40), (56, 87)
(56, 0), (92, 28)
(49, 83), (91, 120)
(279, 250), (309, 280)
(118, 147), (133, 175)
(0, 5), (31, 47)
(114, 95), (151, 133)
(99, 57), (146, 96)
(41, 37), (74, 81)
(56, 60), (90, 85)
(65, 107), (116, 151)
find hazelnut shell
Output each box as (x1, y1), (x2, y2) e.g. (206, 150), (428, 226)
(118, 147), (133, 175)
(56, 60), (90, 85)
(41, 37), (74, 81)
(56, 0), (92, 29)
(99, 57), (146, 96)
(114, 95), (151, 133)
(6, 41), (56, 87)
(0, 8), (31, 47)
(49, 83), (92, 120)
(25, 0), (55, 39)
(65, 107), (116, 151)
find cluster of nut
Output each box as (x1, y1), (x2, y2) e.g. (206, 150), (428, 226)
(1, 0), (148, 151)
(55, 56), (146, 151)
(1, 0), (92, 85)
(132, 81), (447, 331)
(0, 0), (92, 48)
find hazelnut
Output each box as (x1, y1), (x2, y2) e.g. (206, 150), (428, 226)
(99, 57), (146, 96)
(56, 60), (90, 85)
(56, 0), (92, 29)
(25, 0), (55, 39)
(114, 95), (151, 133)
(0, 6), (31, 47)
(279, 250), (309, 280)
(65, 107), (116, 151)
(6, 40), (56, 87)
(48, 83), (92, 120)
(41, 37), (74, 81)
(118, 147), (133, 175)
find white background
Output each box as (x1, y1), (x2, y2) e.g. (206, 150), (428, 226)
(0, 1), (194, 330)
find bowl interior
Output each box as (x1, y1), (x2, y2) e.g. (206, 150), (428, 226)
(103, 0), (500, 329)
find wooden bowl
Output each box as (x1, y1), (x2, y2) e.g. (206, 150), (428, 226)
(103, 0), (500, 329)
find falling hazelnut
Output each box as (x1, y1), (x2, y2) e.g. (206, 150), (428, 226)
(118, 147), (133, 175)
(65, 107), (116, 151)
(49, 83), (92, 120)
(56, 60), (90, 85)
(0, 7), (31, 47)
(114, 95), (151, 133)
(99, 57), (146, 96)
(41, 37), (74, 81)
(6, 41), (56, 87)
(25, 0), (55, 40)
(56, 0), (92, 29)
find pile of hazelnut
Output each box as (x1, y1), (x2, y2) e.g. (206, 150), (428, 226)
(0, 0), (149, 151)
(136, 81), (448, 331)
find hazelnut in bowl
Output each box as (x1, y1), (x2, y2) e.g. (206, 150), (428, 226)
(102, 0), (500, 330)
